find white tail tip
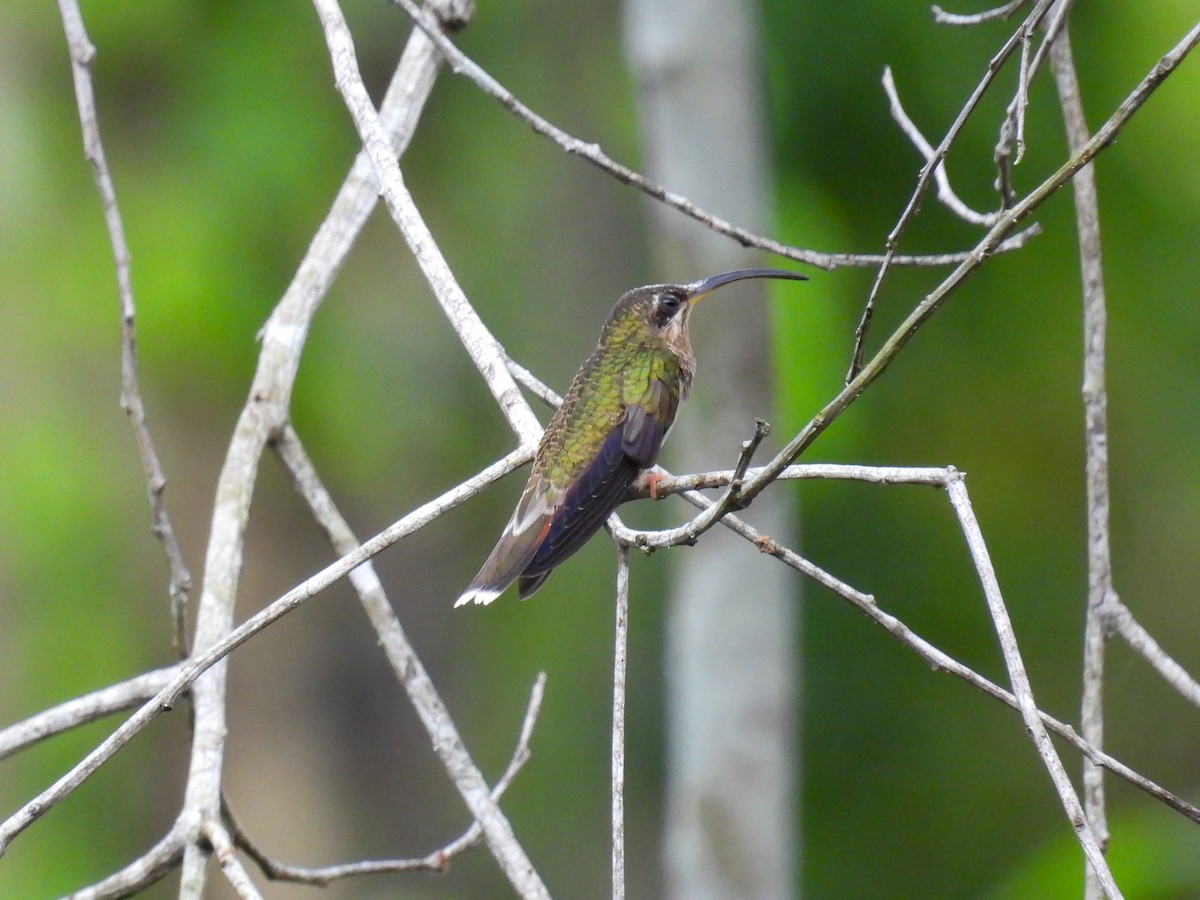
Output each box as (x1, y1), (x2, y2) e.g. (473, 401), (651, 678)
(454, 586), (503, 608)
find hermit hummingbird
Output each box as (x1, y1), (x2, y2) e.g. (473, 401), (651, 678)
(456, 268), (808, 607)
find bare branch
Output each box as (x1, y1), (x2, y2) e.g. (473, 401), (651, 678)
(765, 17), (1200, 510)
(611, 546), (630, 900)
(650, 468), (1200, 827)
(933, 0), (1029, 26)
(272, 425), (548, 887)
(56, 0), (193, 653)
(171, 3), (472, 890)
(313, 0), (540, 447)
(207, 819), (264, 900)
(883, 67), (1000, 226)
(225, 672), (547, 886)
(947, 476), (1122, 898)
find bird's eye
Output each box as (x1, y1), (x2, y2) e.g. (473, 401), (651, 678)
(658, 292), (683, 314)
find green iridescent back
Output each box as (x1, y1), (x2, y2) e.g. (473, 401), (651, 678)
(533, 290), (693, 488)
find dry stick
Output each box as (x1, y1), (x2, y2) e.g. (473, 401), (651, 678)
(390, 0), (1040, 272)
(671, 475), (1200, 827)
(934, 0), (1029, 26)
(0, 448), (528, 859)
(229, 675), (545, 885)
(0, 665), (180, 760)
(847, 0), (1057, 380)
(310, 5), (548, 894)
(883, 67), (999, 226)
(611, 546), (630, 900)
(1047, 18), (1116, 899)
(947, 477), (1122, 899)
(223, 619), (546, 887)
(271, 426), (548, 886)
(206, 820), (264, 900)
(993, 0), (1075, 200)
(57, 0), (193, 653)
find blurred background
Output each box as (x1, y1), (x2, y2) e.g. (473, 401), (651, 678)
(2, 0), (1199, 897)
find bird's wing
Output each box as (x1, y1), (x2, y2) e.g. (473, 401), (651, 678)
(517, 375), (679, 599)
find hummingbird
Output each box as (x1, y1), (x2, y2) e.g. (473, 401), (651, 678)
(456, 268), (808, 607)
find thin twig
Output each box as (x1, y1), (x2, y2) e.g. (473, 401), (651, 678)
(271, 424), (548, 886)
(307, 11), (551, 889)
(883, 67), (1000, 226)
(172, 3), (471, 891)
(994, 0), (1076, 195)
(731, 420), (771, 490)
(314, 0), (540, 447)
(743, 18), (1200, 524)
(933, 0), (1029, 26)
(207, 819), (265, 900)
(611, 546), (630, 900)
(224, 671), (547, 885)
(57, 0), (193, 654)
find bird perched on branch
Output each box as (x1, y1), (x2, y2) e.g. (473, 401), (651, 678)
(456, 268), (807, 607)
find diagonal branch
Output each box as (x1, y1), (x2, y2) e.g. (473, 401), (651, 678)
(313, 0), (541, 447)
(883, 66), (1000, 226)
(696, 469), (1200, 827)
(1111, 604), (1200, 708)
(934, 0), (1029, 26)
(309, 8), (550, 893)
(947, 476), (1121, 898)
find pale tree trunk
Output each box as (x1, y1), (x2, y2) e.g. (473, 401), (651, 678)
(621, 1), (800, 897)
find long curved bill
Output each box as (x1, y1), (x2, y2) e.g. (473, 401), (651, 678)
(684, 267), (808, 305)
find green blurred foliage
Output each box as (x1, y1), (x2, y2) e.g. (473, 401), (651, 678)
(1, 1), (1198, 897)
